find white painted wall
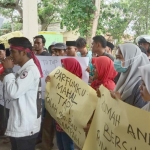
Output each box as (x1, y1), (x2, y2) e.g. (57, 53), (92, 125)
(23, 0), (38, 43)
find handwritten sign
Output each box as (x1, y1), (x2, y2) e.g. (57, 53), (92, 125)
(45, 67), (97, 148)
(0, 56), (89, 109)
(83, 86), (150, 150)
(39, 56), (89, 98)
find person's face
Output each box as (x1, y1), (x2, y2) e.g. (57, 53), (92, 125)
(115, 49), (125, 66)
(34, 38), (44, 51)
(55, 49), (65, 56)
(10, 49), (25, 65)
(105, 46), (111, 54)
(92, 41), (102, 53)
(0, 50), (6, 61)
(140, 43), (150, 51)
(77, 46), (87, 54)
(140, 80), (150, 101)
(66, 46), (77, 56)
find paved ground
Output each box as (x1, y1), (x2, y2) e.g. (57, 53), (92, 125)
(0, 137), (59, 150)
(0, 137), (79, 150)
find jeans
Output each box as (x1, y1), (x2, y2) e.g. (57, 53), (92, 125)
(10, 133), (38, 150)
(56, 131), (74, 150)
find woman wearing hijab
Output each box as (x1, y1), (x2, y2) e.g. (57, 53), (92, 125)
(84, 56), (117, 135)
(46, 58), (82, 150)
(91, 56), (117, 91)
(111, 43), (149, 108)
(139, 64), (150, 111)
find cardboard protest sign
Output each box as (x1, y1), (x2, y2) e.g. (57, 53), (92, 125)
(45, 67), (97, 148)
(0, 56), (89, 109)
(83, 86), (150, 150)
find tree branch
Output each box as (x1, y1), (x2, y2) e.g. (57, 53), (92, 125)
(0, 1), (23, 18)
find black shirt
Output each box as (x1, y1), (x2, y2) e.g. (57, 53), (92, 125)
(39, 51), (51, 56)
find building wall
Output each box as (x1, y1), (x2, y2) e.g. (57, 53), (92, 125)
(62, 31), (80, 43)
(39, 23), (80, 43)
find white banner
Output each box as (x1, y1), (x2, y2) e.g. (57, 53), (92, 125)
(0, 56), (89, 109)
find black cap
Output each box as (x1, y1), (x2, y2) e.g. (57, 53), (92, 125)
(107, 41), (114, 50)
(53, 43), (66, 50)
(0, 44), (5, 51)
(66, 41), (77, 47)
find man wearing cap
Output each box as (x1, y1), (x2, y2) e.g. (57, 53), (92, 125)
(53, 43), (66, 56)
(136, 35), (150, 54)
(105, 41), (114, 55)
(0, 37), (43, 150)
(66, 41), (78, 56)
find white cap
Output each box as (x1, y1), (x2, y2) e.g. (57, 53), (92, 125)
(136, 35), (150, 44)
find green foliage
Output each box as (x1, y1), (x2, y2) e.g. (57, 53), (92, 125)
(0, 22), (11, 36)
(38, 0), (67, 30)
(98, 0), (132, 41)
(61, 0), (96, 37)
(130, 0), (150, 36)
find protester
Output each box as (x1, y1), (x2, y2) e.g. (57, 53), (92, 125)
(66, 41), (77, 56)
(76, 37), (93, 82)
(0, 43), (9, 137)
(76, 37), (92, 58)
(53, 43), (66, 56)
(91, 35), (120, 84)
(91, 56), (117, 91)
(0, 44), (6, 61)
(84, 56), (117, 135)
(137, 36), (150, 54)
(105, 41), (114, 55)
(46, 58), (82, 150)
(0, 37), (43, 150)
(34, 37), (55, 150)
(37, 49), (55, 150)
(111, 43), (149, 108)
(34, 35), (50, 56)
(139, 64), (150, 111)
(48, 42), (56, 56)
(92, 35), (114, 61)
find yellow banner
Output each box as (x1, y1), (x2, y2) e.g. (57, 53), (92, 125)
(45, 67), (97, 148)
(83, 86), (150, 150)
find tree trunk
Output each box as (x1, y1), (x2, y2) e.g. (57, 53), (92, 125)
(91, 0), (101, 38)
(41, 23), (48, 31)
(86, 0), (101, 48)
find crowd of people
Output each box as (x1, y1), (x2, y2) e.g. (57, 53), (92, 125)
(0, 34), (150, 150)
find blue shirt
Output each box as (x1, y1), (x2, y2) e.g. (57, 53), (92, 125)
(77, 51), (94, 76)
